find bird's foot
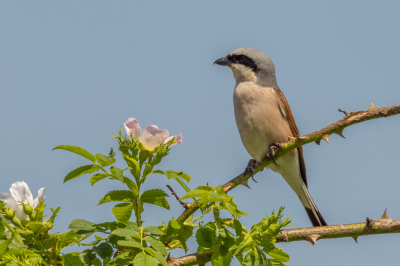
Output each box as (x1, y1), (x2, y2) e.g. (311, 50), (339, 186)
(244, 159), (258, 183)
(267, 142), (283, 166)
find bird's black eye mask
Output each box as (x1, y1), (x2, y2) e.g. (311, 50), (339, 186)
(227, 54), (258, 72)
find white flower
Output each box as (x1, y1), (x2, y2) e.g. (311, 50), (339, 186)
(124, 118), (183, 151)
(0, 181), (45, 225)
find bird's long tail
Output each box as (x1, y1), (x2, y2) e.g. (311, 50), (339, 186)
(299, 182), (327, 227)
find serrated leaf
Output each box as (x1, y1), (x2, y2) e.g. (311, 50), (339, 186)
(99, 190), (134, 205)
(144, 236), (167, 255)
(122, 155), (141, 180)
(96, 154), (116, 167)
(90, 173), (111, 186)
(112, 203), (133, 224)
(143, 226), (164, 236)
(180, 189), (210, 200)
(196, 227), (215, 248)
(110, 166), (124, 183)
(62, 253), (84, 266)
(133, 253), (158, 266)
(111, 228), (140, 238)
(94, 242), (113, 259)
(126, 221), (140, 232)
(141, 189), (170, 209)
(64, 164), (101, 183)
(27, 222), (49, 234)
(266, 247), (290, 262)
(144, 248), (168, 266)
(69, 219), (95, 233)
(118, 240), (143, 248)
(234, 234), (253, 256)
(124, 177), (139, 198)
(234, 219), (243, 236)
(0, 238), (12, 255)
(53, 145), (96, 163)
(211, 245), (232, 266)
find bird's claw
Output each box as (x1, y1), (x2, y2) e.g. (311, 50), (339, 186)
(267, 142), (283, 166)
(244, 159), (258, 182)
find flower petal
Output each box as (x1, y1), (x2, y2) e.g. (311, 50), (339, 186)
(33, 187), (45, 209)
(139, 125), (169, 151)
(165, 133), (183, 146)
(124, 118), (142, 139)
(0, 193), (17, 209)
(10, 181), (33, 205)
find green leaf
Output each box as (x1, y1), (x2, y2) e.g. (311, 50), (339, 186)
(196, 227), (215, 248)
(126, 221), (140, 232)
(0, 220), (5, 236)
(266, 247), (290, 262)
(64, 164), (101, 183)
(142, 163), (152, 178)
(180, 189), (210, 200)
(211, 245), (232, 266)
(122, 155), (141, 180)
(94, 242), (113, 259)
(112, 203), (133, 224)
(124, 177), (139, 198)
(27, 222), (49, 234)
(118, 240), (143, 248)
(234, 219), (243, 236)
(110, 166), (124, 183)
(144, 247), (168, 266)
(62, 253), (84, 266)
(90, 173), (111, 186)
(111, 228), (140, 238)
(133, 253), (158, 266)
(153, 170), (191, 182)
(53, 145), (96, 163)
(0, 238), (12, 255)
(69, 219), (95, 233)
(96, 154), (116, 167)
(99, 190), (134, 205)
(141, 189), (170, 209)
(144, 236), (167, 255)
(143, 226), (164, 236)
(234, 234), (253, 256)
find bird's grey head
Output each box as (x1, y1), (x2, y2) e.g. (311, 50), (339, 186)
(214, 47), (278, 88)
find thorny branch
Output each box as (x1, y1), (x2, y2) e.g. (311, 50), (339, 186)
(166, 103), (400, 265)
(167, 210), (400, 266)
(176, 103), (400, 223)
(166, 185), (188, 209)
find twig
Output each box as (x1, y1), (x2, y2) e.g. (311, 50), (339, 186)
(168, 209), (400, 266)
(176, 103), (400, 223)
(166, 185), (188, 209)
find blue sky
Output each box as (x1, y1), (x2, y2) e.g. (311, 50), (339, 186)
(1, 1), (400, 265)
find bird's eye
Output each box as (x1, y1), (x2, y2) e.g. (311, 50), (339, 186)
(238, 55), (247, 62)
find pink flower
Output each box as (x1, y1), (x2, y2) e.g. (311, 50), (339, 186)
(0, 181), (45, 226)
(124, 118), (182, 151)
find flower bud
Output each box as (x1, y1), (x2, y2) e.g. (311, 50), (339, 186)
(23, 204), (33, 215)
(10, 216), (23, 229)
(4, 208), (15, 220)
(29, 212), (37, 221)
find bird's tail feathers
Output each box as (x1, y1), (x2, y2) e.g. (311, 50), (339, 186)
(301, 182), (327, 227)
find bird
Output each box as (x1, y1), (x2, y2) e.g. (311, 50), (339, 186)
(214, 48), (327, 227)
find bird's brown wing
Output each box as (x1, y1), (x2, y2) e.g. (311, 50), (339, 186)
(273, 87), (308, 187)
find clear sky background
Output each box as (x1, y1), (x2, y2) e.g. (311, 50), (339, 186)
(1, 1), (400, 265)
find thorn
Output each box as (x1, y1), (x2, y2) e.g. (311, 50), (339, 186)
(166, 253), (173, 262)
(368, 101), (376, 110)
(338, 108), (349, 116)
(240, 179), (251, 189)
(296, 136), (306, 141)
(379, 208), (392, 222)
(366, 217), (374, 228)
(335, 128), (346, 139)
(306, 234), (320, 248)
(287, 136), (296, 142)
(321, 134), (330, 144)
(315, 140), (321, 145)
(352, 236), (358, 243)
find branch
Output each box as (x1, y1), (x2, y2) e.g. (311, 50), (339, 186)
(168, 209), (400, 266)
(166, 185), (188, 209)
(176, 103), (400, 223)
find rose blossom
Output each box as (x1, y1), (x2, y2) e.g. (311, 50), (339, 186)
(124, 118), (182, 151)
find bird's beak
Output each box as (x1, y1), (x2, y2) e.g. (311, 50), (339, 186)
(213, 56), (230, 66)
